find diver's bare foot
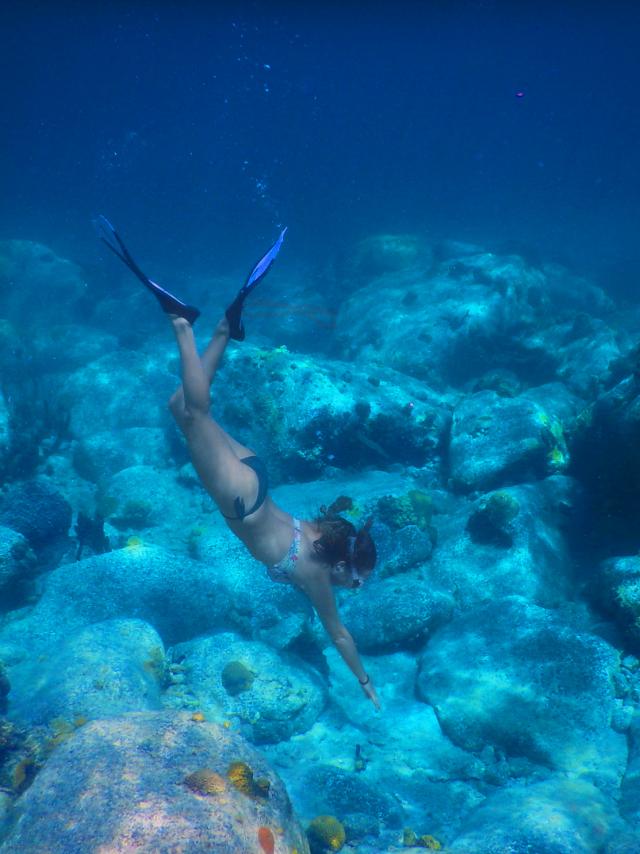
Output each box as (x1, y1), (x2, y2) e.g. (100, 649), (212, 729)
(170, 315), (192, 332)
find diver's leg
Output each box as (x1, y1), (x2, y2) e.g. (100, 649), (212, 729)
(168, 316), (230, 419)
(170, 318), (211, 417)
(168, 317), (257, 514)
(199, 316), (232, 385)
(168, 316), (255, 458)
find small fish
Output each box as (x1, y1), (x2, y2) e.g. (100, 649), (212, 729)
(258, 826), (275, 854)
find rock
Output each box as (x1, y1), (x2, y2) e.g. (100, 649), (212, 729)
(218, 344), (450, 481)
(428, 476), (580, 610)
(620, 708), (640, 824)
(571, 374), (640, 556)
(0, 240), (87, 330)
(377, 523), (434, 577)
(300, 765), (403, 828)
(448, 390), (569, 492)
(447, 777), (628, 854)
(0, 479), (71, 553)
(342, 233), (431, 281)
(0, 526), (37, 599)
(0, 711), (310, 854)
(417, 596), (626, 792)
(336, 249), (557, 387)
(339, 572), (453, 653)
(0, 545), (235, 660)
(60, 350), (176, 436)
(0, 538), (319, 675)
(30, 323), (120, 374)
(96, 464), (200, 532)
(0, 663), (8, 714)
(8, 619), (165, 726)
(73, 427), (171, 483)
(335, 244), (616, 393)
(166, 632), (326, 744)
(600, 554), (640, 628)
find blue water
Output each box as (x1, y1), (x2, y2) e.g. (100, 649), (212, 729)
(2, 3), (639, 294)
(3, 4), (640, 852)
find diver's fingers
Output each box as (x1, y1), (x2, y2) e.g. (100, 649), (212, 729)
(361, 680), (381, 711)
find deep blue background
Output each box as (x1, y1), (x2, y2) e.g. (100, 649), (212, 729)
(2, 1), (639, 294)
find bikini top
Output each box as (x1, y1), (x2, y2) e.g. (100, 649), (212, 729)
(266, 518), (301, 585)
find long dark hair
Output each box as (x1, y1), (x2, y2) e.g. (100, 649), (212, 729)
(312, 497), (377, 587)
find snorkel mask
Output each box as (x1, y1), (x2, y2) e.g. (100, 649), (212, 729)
(347, 535), (365, 588)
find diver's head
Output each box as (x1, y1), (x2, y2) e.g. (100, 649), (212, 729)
(312, 506), (376, 589)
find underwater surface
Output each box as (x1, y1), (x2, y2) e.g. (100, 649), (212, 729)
(1, 3), (640, 853)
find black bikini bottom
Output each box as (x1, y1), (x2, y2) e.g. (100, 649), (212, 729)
(222, 455), (269, 521)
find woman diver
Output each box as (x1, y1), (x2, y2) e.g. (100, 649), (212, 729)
(95, 218), (380, 709)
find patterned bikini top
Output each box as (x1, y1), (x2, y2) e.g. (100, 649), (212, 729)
(266, 518), (301, 585)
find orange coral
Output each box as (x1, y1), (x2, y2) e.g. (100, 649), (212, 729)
(258, 826), (275, 854)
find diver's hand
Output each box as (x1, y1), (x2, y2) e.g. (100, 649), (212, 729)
(360, 676), (381, 710)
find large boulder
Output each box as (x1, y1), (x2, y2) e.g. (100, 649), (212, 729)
(417, 597), (626, 793)
(597, 555), (640, 647)
(335, 243), (616, 391)
(427, 476), (580, 611)
(0, 711), (310, 854)
(96, 464), (203, 534)
(167, 632), (327, 744)
(0, 545), (235, 662)
(0, 535), (328, 673)
(0, 240), (87, 330)
(217, 343), (451, 482)
(571, 373), (640, 557)
(446, 777), (631, 854)
(0, 479), (71, 561)
(0, 526), (36, 602)
(448, 389), (572, 492)
(339, 571), (453, 653)
(8, 619), (166, 726)
(73, 427), (171, 484)
(60, 350), (177, 437)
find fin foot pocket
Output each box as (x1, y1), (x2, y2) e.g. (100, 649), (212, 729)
(225, 227), (287, 341)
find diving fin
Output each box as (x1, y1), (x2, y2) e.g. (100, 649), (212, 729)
(225, 227), (287, 340)
(94, 215), (200, 325)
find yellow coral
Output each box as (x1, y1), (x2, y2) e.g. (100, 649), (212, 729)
(307, 815), (346, 852)
(191, 711), (206, 722)
(184, 768), (226, 796)
(403, 827), (417, 846)
(227, 761), (254, 795)
(548, 445), (566, 467)
(226, 761), (269, 799)
(418, 835), (442, 850)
